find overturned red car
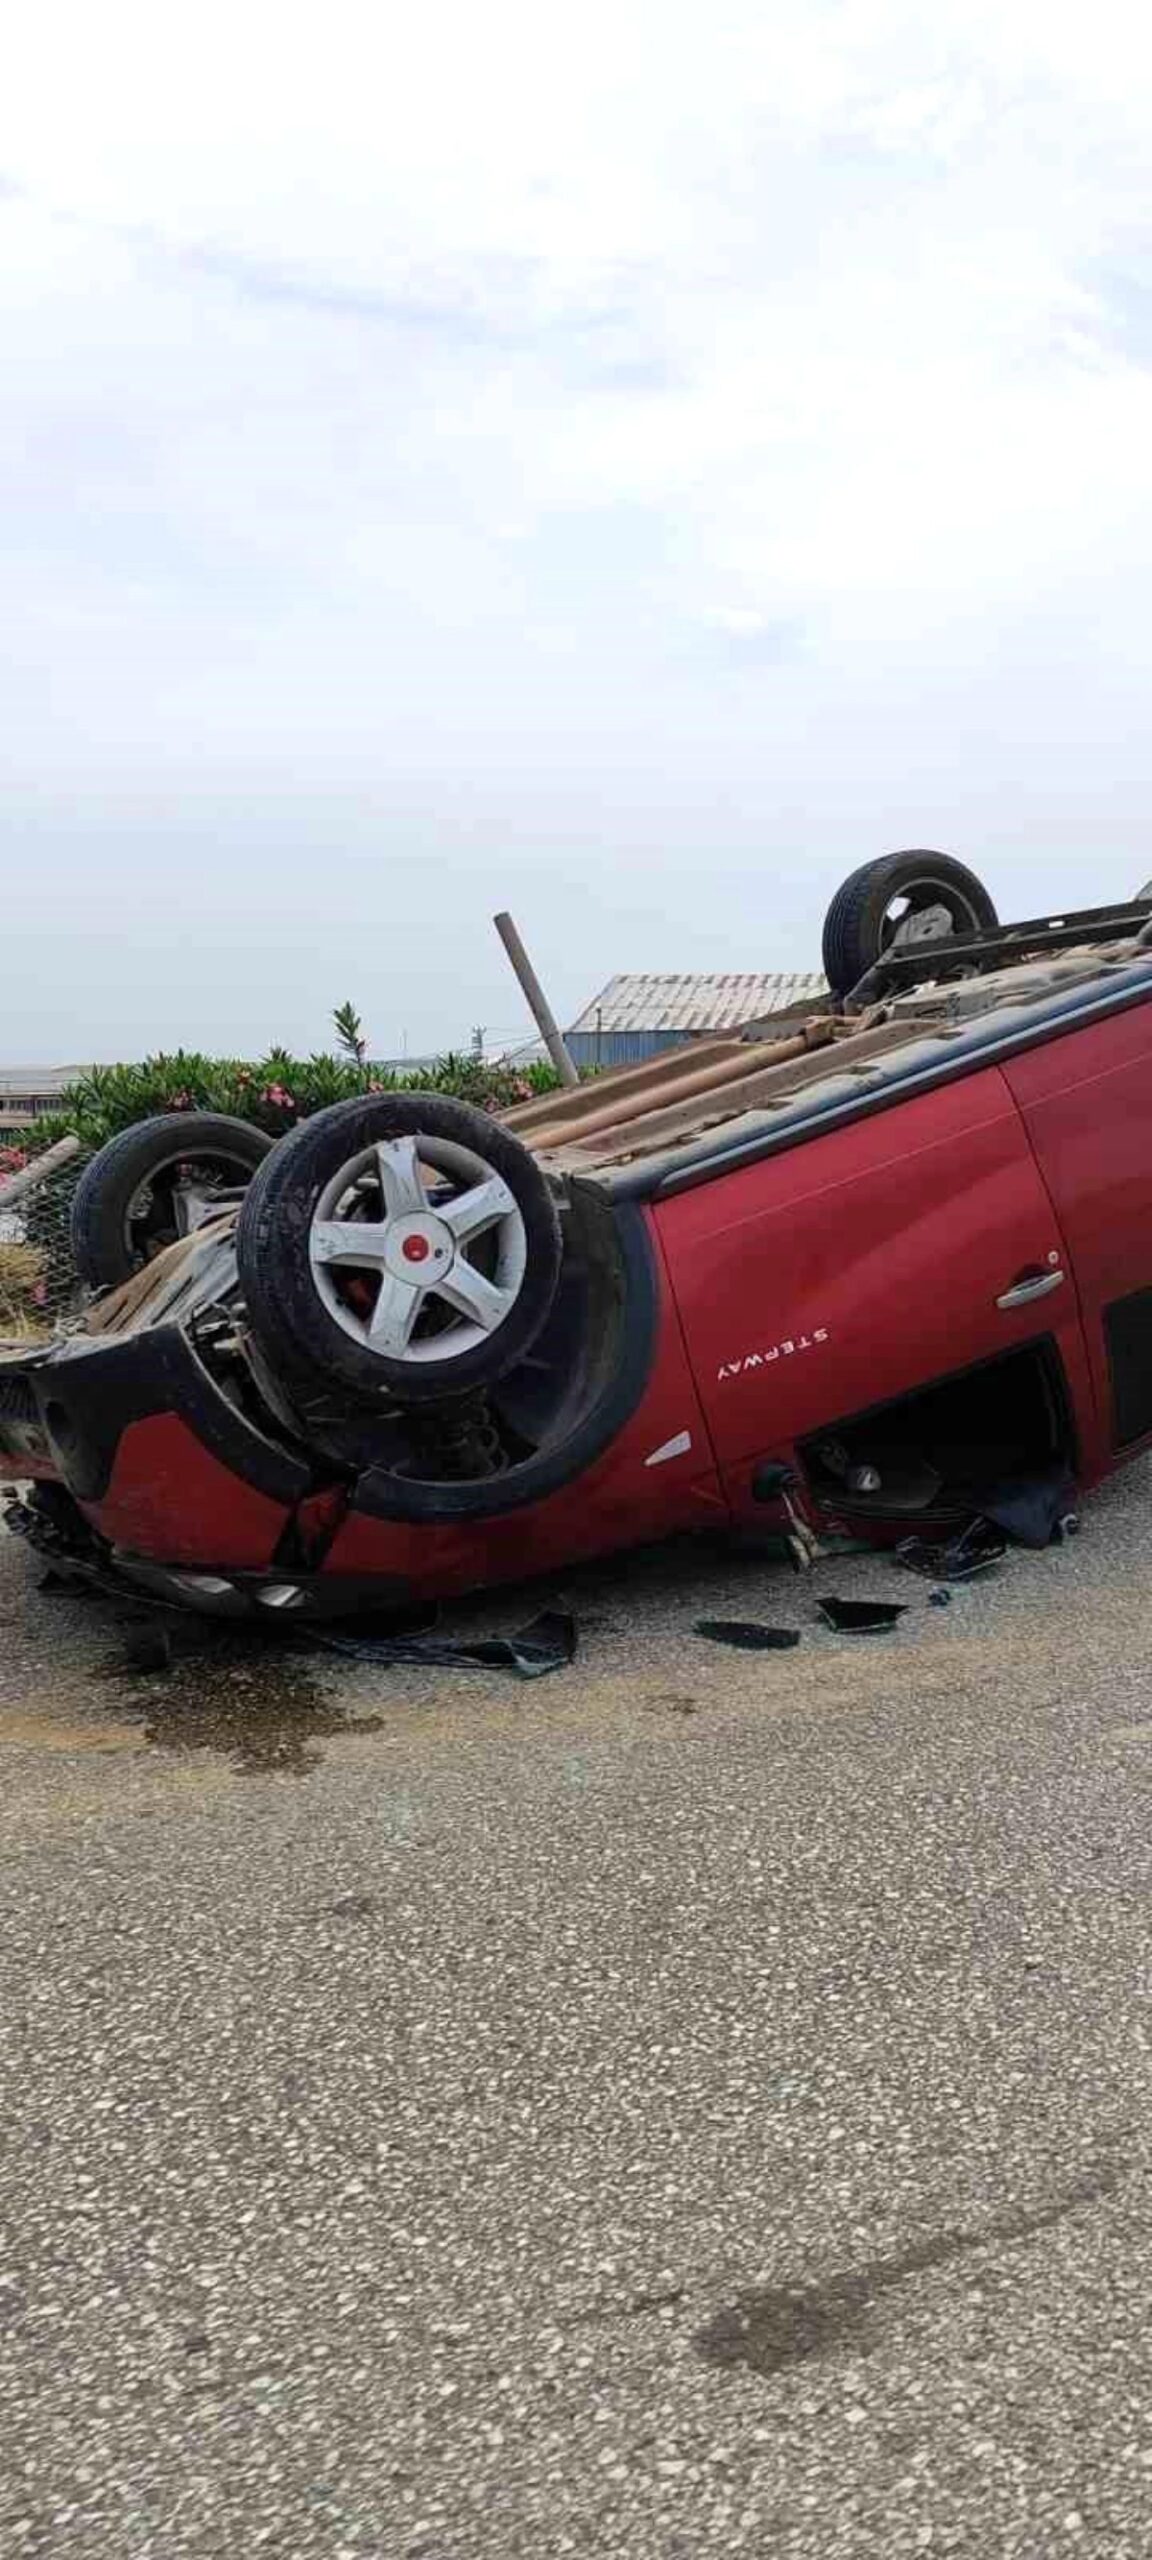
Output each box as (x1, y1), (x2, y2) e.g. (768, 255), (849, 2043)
(4, 851), (1152, 1620)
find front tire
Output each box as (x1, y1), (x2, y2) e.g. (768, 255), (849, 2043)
(236, 1092), (563, 1409)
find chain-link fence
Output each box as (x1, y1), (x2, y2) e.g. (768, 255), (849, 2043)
(0, 1145), (91, 1341)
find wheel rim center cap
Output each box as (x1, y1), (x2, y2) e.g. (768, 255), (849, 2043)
(384, 1213), (454, 1281)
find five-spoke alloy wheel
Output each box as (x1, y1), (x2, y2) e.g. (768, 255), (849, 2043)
(237, 1093), (563, 1407)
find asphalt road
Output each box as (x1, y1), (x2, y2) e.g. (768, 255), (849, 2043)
(2, 1471), (1152, 2560)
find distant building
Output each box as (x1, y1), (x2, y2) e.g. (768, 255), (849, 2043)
(564, 972), (827, 1069)
(0, 1068), (80, 1135)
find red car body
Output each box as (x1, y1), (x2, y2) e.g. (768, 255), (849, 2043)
(4, 939), (1152, 1616)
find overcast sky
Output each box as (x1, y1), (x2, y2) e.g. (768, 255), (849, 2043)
(5, 1), (1152, 1062)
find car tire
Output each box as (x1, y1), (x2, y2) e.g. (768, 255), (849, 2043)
(822, 850), (998, 999)
(236, 1091), (563, 1410)
(71, 1113), (273, 1290)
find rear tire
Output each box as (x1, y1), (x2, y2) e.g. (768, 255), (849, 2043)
(71, 1114), (273, 1290)
(823, 851), (998, 999)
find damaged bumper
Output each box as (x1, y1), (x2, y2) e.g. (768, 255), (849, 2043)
(0, 1324), (379, 1614)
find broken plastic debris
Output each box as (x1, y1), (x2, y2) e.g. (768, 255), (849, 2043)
(895, 1521), (1007, 1581)
(816, 1596), (907, 1634)
(693, 1620), (801, 1651)
(308, 1607), (577, 1679)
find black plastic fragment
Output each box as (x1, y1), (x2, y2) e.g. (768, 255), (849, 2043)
(308, 1607), (577, 1680)
(817, 1596), (907, 1634)
(895, 1521), (1007, 1582)
(693, 1620), (801, 1651)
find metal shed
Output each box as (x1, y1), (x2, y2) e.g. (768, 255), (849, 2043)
(564, 972), (827, 1068)
(0, 1067), (82, 1135)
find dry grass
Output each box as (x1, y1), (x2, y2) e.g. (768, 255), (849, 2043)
(0, 1240), (49, 1339)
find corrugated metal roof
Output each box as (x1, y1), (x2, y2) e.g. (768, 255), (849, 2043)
(566, 972), (826, 1037)
(0, 1067), (81, 1096)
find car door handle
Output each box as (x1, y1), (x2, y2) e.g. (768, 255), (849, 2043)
(996, 1268), (1065, 1311)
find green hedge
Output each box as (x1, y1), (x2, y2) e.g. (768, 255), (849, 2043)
(12, 1041), (563, 1158)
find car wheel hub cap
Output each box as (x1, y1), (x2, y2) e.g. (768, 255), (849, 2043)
(307, 1134), (529, 1367)
(388, 1215), (450, 1275)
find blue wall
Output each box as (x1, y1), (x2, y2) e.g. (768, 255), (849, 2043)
(564, 1027), (707, 1070)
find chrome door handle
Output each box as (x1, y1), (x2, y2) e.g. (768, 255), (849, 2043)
(996, 1269), (1065, 1311)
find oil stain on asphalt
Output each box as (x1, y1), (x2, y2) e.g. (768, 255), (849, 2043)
(694, 2169), (1121, 2376)
(100, 1632), (384, 1776)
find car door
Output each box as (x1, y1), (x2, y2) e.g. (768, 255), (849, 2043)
(655, 1063), (1095, 1497)
(1001, 997), (1152, 1471)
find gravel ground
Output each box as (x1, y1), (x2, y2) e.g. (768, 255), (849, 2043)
(2, 1472), (1152, 2559)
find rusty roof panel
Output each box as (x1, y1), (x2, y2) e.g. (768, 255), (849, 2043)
(504, 1014), (864, 1162)
(508, 932), (1152, 1183)
(552, 1020), (928, 1167)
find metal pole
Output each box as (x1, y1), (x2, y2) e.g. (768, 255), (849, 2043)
(492, 912), (579, 1088)
(0, 1132), (82, 1212)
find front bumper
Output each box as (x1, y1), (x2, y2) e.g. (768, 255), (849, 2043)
(3, 1492), (414, 1620)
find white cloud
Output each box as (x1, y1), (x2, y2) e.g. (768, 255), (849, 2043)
(703, 609), (779, 637)
(4, 1), (1152, 1053)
